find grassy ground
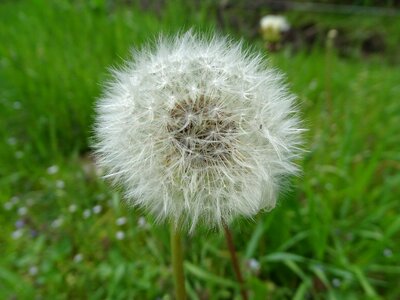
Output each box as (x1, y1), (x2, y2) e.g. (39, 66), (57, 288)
(1, 1), (399, 299)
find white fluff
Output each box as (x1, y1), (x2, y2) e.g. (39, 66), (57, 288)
(260, 15), (290, 32)
(94, 32), (303, 231)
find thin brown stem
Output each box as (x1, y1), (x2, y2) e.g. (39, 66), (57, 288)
(223, 222), (248, 300)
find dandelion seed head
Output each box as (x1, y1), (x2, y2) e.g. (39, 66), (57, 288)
(94, 31), (303, 231)
(260, 15), (290, 33)
(260, 15), (290, 43)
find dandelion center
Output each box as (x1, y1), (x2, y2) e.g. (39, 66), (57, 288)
(167, 96), (237, 166)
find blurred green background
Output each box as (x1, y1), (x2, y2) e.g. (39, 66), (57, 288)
(1, 0), (399, 299)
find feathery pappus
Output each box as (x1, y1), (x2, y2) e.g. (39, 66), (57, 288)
(93, 31), (303, 231)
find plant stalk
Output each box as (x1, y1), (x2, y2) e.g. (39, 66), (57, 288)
(223, 222), (248, 300)
(170, 223), (186, 300)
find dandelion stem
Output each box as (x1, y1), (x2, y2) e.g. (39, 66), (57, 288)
(170, 223), (186, 300)
(223, 222), (248, 300)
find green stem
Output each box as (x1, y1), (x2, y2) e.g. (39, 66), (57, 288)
(170, 223), (186, 300)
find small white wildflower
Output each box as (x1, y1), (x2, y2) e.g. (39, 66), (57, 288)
(83, 209), (91, 219)
(116, 217), (127, 226)
(51, 218), (64, 228)
(29, 266), (38, 276)
(7, 137), (17, 145)
(92, 205), (102, 214)
(13, 101), (21, 110)
(260, 15), (290, 42)
(116, 231), (125, 240)
(332, 278), (341, 288)
(69, 204), (77, 213)
(247, 258), (261, 273)
(73, 253), (83, 263)
(15, 219), (25, 228)
(11, 196), (20, 204)
(12, 229), (23, 239)
(47, 165), (59, 175)
(3, 202), (13, 211)
(56, 180), (65, 189)
(308, 80), (318, 91)
(15, 151), (24, 159)
(327, 29), (338, 40)
(137, 216), (147, 228)
(18, 206), (28, 216)
(383, 248), (393, 257)
(95, 194), (106, 201)
(94, 31), (303, 231)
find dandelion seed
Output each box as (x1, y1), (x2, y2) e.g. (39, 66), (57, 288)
(116, 217), (127, 226)
(93, 31), (303, 230)
(116, 231), (125, 240)
(47, 165), (59, 175)
(92, 205), (102, 214)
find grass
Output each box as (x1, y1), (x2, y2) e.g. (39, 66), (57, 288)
(1, 0), (400, 299)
